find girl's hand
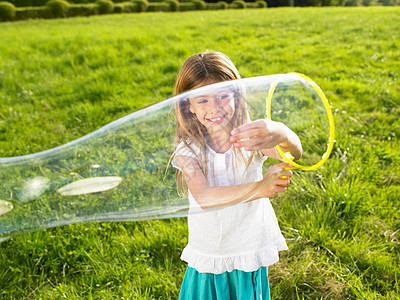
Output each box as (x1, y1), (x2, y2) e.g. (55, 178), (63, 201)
(255, 163), (293, 199)
(230, 119), (288, 151)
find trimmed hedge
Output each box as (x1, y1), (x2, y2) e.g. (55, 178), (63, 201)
(131, 0), (148, 12)
(165, 0), (178, 10)
(246, 0), (267, 8)
(113, 1), (134, 12)
(96, 0), (113, 13)
(344, 0), (361, 5)
(231, 0), (246, 8)
(15, 5), (47, 18)
(1, 0), (269, 22)
(216, 0), (228, 8)
(0, 1), (16, 20)
(179, 2), (195, 10)
(13, 0), (48, 7)
(45, 0), (69, 17)
(68, 3), (95, 15)
(204, 2), (217, 9)
(192, 0), (205, 9)
(146, 1), (169, 11)
(256, 0), (267, 7)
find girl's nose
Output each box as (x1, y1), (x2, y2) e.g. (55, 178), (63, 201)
(209, 99), (220, 113)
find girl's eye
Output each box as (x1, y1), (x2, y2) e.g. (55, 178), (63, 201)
(198, 99), (208, 104)
(216, 94), (230, 101)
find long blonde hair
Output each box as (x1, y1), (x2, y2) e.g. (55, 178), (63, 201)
(173, 51), (256, 194)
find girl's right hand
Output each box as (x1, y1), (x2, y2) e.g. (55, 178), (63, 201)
(256, 163), (293, 199)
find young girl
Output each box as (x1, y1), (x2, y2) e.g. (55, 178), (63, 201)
(172, 51), (302, 299)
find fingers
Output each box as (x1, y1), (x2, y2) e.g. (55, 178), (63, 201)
(263, 182), (288, 199)
(271, 162), (294, 170)
(259, 163), (294, 199)
(231, 134), (278, 151)
(233, 136), (273, 151)
(230, 127), (265, 143)
(231, 119), (285, 151)
(275, 184), (288, 193)
(230, 120), (267, 141)
(281, 170), (293, 179)
(262, 169), (292, 190)
(266, 163), (294, 175)
(277, 177), (290, 187)
(270, 177), (290, 188)
(231, 120), (265, 136)
(258, 169), (292, 198)
(270, 177), (291, 197)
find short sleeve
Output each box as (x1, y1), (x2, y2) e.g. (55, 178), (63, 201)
(259, 152), (268, 164)
(249, 149), (268, 166)
(172, 141), (200, 172)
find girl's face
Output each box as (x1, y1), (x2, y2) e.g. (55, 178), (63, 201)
(188, 88), (236, 136)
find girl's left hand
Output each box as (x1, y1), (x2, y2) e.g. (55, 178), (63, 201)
(230, 119), (287, 151)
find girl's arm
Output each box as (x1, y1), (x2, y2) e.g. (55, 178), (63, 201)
(176, 155), (292, 210)
(230, 119), (303, 161)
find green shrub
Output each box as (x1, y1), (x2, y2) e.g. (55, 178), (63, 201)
(146, 2), (169, 11)
(344, 0), (361, 5)
(68, 3), (95, 16)
(113, 3), (121, 11)
(131, 0), (147, 11)
(231, 0), (245, 8)
(256, 0), (267, 7)
(12, 0), (48, 7)
(96, 0), (113, 14)
(362, 0), (377, 5)
(65, 0), (95, 3)
(204, 2), (217, 9)
(216, 0), (228, 9)
(45, 0), (69, 17)
(245, 0), (267, 8)
(165, 0), (179, 10)
(15, 6), (46, 19)
(179, 1), (195, 10)
(114, 1), (134, 12)
(0, 1), (16, 21)
(378, 0), (399, 4)
(192, 0), (205, 9)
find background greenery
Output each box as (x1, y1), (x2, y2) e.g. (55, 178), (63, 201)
(1, 0), (399, 24)
(0, 0), (267, 23)
(0, 6), (399, 299)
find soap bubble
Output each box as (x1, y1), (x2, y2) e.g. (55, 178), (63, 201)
(19, 177), (51, 202)
(0, 201), (13, 217)
(0, 73), (334, 242)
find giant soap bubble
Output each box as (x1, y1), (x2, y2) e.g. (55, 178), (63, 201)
(0, 73), (334, 242)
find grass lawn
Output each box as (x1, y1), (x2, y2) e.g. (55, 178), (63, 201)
(0, 6), (399, 299)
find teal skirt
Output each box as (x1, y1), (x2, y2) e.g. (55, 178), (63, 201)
(178, 266), (270, 300)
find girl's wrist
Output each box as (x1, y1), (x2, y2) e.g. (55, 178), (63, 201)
(276, 123), (290, 147)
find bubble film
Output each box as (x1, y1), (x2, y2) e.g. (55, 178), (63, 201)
(0, 73), (334, 242)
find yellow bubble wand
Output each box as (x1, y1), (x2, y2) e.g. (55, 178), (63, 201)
(266, 73), (335, 170)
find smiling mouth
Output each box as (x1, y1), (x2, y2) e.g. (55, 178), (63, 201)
(206, 115), (225, 123)
(208, 117), (222, 121)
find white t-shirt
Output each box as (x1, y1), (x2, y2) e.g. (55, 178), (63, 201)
(172, 141), (288, 274)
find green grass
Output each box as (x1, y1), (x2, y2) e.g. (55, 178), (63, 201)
(0, 6), (399, 299)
